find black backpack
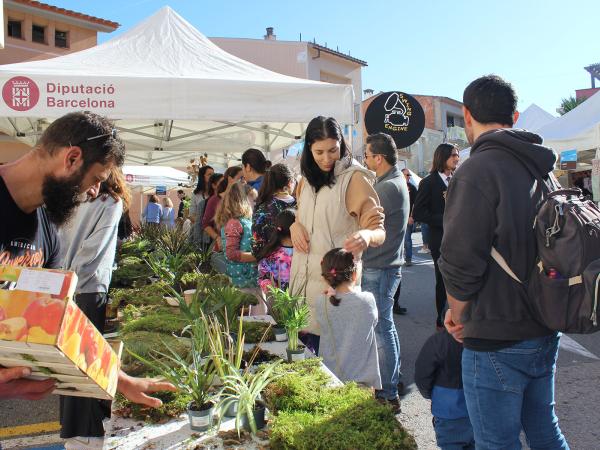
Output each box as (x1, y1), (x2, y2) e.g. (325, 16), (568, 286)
(491, 177), (600, 334)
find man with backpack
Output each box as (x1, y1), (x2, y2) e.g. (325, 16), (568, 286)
(439, 75), (570, 449)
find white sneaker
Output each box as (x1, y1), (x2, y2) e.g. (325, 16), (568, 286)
(64, 436), (105, 450)
(418, 247), (430, 254)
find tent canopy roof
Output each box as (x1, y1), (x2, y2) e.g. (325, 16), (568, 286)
(515, 103), (555, 133)
(0, 7), (354, 165)
(538, 91), (600, 153)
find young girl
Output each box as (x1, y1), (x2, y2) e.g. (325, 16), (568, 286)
(316, 248), (381, 389)
(214, 182), (258, 289)
(256, 208), (295, 293)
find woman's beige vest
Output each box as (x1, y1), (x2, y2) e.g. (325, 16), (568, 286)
(290, 160), (374, 334)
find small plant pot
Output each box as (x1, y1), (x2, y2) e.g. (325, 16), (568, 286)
(286, 345), (306, 363)
(105, 299), (119, 320)
(183, 289), (196, 305)
(241, 402), (266, 432)
(223, 399), (239, 417)
(187, 401), (214, 432)
(273, 326), (288, 342)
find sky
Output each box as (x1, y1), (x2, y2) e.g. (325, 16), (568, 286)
(51, 0), (598, 115)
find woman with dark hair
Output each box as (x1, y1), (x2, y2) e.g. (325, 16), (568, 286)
(251, 163), (296, 258)
(202, 166), (242, 250)
(189, 165), (214, 247)
(242, 148), (271, 191)
(412, 143), (460, 330)
(289, 116), (385, 354)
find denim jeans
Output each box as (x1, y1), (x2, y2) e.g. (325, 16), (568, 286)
(421, 222), (430, 246)
(462, 334), (569, 450)
(434, 417), (475, 450)
(361, 266), (401, 400)
(404, 223), (414, 261)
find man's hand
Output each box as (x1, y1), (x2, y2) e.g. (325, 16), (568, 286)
(290, 222), (310, 253)
(0, 367), (56, 400)
(444, 309), (464, 343)
(117, 371), (176, 408)
(408, 216), (414, 225)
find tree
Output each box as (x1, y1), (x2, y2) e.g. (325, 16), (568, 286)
(558, 95), (586, 115)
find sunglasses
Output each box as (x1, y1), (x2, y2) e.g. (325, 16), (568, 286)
(71, 128), (117, 148)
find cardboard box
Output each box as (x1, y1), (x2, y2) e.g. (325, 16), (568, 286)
(0, 266), (121, 399)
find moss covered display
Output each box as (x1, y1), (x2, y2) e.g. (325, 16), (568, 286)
(112, 261), (153, 287)
(115, 390), (192, 423)
(120, 312), (188, 335)
(241, 321), (275, 344)
(265, 360), (417, 450)
(120, 331), (191, 376)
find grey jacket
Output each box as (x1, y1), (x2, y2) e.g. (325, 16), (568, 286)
(363, 165), (409, 268)
(58, 197), (123, 294)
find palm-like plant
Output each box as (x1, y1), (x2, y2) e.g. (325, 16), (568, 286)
(269, 286), (310, 351)
(558, 95), (586, 115)
(218, 360), (282, 434)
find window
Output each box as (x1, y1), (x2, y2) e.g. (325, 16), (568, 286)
(55, 30), (68, 48)
(446, 114), (455, 128)
(7, 20), (22, 39)
(32, 24), (46, 44)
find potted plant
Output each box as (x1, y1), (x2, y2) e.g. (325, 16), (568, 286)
(203, 311), (272, 418)
(283, 299), (310, 362)
(128, 318), (217, 432)
(218, 360), (281, 434)
(267, 286), (291, 342)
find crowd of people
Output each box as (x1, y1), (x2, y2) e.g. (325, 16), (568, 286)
(0, 73), (574, 450)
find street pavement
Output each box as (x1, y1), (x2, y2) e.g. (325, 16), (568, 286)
(1, 233), (600, 449)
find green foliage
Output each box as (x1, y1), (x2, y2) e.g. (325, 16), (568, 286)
(121, 331), (191, 376)
(128, 319), (216, 409)
(119, 239), (154, 259)
(241, 320), (275, 344)
(110, 282), (171, 309)
(558, 95), (586, 115)
(112, 261), (153, 287)
(155, 224), (195, 256)
(120, 312), (188, 335)
(179, 271), (231, 291)
(269, 287), (310, 351)
(115, 390), (192, 423)
(264, 362), (417, 450)
(218, 360), (282, 435)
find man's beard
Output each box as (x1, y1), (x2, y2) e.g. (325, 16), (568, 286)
(42, 169), (85, 227)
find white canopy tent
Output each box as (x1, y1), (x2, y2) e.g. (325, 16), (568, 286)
(0, 7), (354, 166)
(538, 91), (600, 153)
(515, 103), (556, 133)
(122, 165), (189, 188)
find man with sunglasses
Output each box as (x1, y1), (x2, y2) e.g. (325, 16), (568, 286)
(0, 111), (174, 448)
(362, 132), (409, 411)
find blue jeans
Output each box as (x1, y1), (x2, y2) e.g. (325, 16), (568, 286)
(361, 267), (401, 400)
(434, 417), (475, 450)
(462, 335), (569, 450)
(404, 223), (414, 261)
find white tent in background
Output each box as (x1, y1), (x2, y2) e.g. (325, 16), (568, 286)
(0, 7), (354, 167)
(515, 104), (556, 132)
(538, 91), (600, 153)
(122, 165), (189, 188)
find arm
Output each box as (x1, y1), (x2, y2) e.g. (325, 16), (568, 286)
(0, 367), (55, 400)
(412, 177), (436, 225)
(414, 335), (441, 399)
(225, 219), (256, 263)
(117, 371), (176, 408)
(290, 178), (310, 253)
(344, 172), (385, 254)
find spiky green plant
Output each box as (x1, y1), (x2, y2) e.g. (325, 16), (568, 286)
(269, 286), (310, 351)
(218, 360), (282, 434)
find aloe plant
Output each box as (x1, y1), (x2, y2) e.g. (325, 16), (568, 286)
(218, 360), (282, 434)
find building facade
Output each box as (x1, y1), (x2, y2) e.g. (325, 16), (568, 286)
(210, 28), (366, 154)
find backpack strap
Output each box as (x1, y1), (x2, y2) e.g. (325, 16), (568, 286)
(491, 247), (583, 286)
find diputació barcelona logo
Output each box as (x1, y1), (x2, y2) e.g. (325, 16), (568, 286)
(2, 76), (40, 111)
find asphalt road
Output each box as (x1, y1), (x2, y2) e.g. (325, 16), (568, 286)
(1, 233), (600, 449)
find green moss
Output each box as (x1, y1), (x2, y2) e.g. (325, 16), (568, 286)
(241, 321), (275, 344)
(111, 282), (171, 309)
(112, 262), (153, 287)
(121, 331), (191, 376)
(265, 361), (416, 450)
(120, 312), (188, 335)
(115, 389), (192, 423)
